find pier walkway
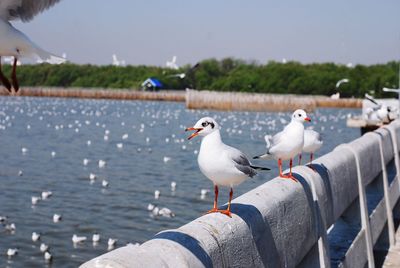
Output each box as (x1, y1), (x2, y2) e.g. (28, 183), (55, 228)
(82, 120), (400, 268)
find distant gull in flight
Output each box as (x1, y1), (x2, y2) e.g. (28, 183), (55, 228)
(254, 109), (310, 181)
(186, 117), (269, 217)
(0, 0), (66, 92)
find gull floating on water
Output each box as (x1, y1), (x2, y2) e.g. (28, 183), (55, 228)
(108, 238), (117, 250)
(41, 191), (52, 200)
(5, 223), (16, 232)
(40, 243), (49, 253)
(31, 196), (41, 205)
(170, 181), (176, 191)
(72, 234), (87, 244)
(98, 160), (106, 168)
(0, 0), (65, 93)
(32, 232), (40, 242)
(254, 109), (310, 181)
(44, 251), (52, 262)
(200, 189), (210, 199)
(154, 190), (160, 199)
(186, 117), (269, 217)
(92, 233), (100, 243)
(53, 213), (62, 223)
(6, 248), (18, 257)
(102, 179), (109, 187)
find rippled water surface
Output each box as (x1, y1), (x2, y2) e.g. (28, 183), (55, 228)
(0, 97), (360, 267)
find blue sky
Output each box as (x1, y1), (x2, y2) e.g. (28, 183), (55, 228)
(13, 0), (400, 66)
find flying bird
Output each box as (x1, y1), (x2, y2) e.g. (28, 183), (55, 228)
(0, 0), (65, 93)
(186, 117), (269, 217)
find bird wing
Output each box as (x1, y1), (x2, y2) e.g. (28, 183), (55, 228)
(230, 149), (257, 178)
(271, 130), (284, 147)
(0, 0), (61, 22)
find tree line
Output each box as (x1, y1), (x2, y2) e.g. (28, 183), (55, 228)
(2, 58), (399, 98)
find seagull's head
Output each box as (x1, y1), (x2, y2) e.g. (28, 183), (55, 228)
(292, 109), (311, 123)
(185, 117), (219, 140)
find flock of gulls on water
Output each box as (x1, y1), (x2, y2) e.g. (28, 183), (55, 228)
(0, 97), (350, 265)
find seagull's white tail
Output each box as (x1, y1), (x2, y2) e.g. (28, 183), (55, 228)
(34, 46), (66, 64)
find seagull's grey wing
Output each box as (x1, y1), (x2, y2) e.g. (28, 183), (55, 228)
(231, 150), (257, 178)
(0, 0), (61, 22)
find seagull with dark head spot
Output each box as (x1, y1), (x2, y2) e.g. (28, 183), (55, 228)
(186, 117), (270, 217)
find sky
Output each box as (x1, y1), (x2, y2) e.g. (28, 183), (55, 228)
(13, 0), (400, 66)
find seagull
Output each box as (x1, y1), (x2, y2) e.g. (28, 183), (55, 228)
(44, 251), (52, 262)
(186, 117), (270, 217)
(158, 207), (175, 218)
(5, 222), (16, 232)
(92, 233), (100, 243)
(0, 0), (66, 92)
(154, 190), (160, 199)
(39, 243), (49, 253)
(31, 196), (41, 205)
(107, 238), (117, 250)
(170, 181), (176, 191)
(254, 109), (310, 181)
(0, 215), (8, 223)
(299, 129), (323, 166)
(72, 234), (87, 244)
(52, 213), (62, 223)
(6, 248), (18, 257)
(32, 232), (40, 242)
(41, 191), (52, 200)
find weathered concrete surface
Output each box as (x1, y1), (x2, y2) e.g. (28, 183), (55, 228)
(383, 227), (400, 267)
(81, 120), (400, 268)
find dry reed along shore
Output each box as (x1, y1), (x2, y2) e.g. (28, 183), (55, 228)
(0, 87), (361, 112)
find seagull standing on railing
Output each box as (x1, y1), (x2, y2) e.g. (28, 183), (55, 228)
(186, 117), (270, 217)
(0, 0), (65, 93)
(299, 129), (323, 166)
(254, 109), (311, 181)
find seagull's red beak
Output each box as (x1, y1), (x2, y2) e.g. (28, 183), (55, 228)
(185, 127), (203, 140)
(304, 117), (311, 122)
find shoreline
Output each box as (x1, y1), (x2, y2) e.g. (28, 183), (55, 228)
(0, 87), (362, 111)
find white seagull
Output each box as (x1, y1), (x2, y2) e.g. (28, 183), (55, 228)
(299, 129), (323, 166)
(186, 117), (269, 217)
(254, 109), (310, 181)
(0, 0), (66, 92)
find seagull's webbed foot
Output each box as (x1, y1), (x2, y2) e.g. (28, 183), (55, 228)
(279, 174), (298, 182)
(217, 209), (232, 218)
(206, 208), (219, 214)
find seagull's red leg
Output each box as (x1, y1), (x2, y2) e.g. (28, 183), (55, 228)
(0, 57), (12, 92)
(206, 185), (219, 214)
(278, 159), (284, 177)
(218, 187), (233, 217)
(298, 154), (302, 165)
(11, 57), (19, 92)
(308, 153), (317, 172)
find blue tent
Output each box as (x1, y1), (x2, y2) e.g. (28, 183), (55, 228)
(141, 78), (163, 90)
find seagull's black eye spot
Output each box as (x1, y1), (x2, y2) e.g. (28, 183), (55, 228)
(298, 114), (302, 117)
(201, 122), (208, 127)
(210, 122), (215, 129)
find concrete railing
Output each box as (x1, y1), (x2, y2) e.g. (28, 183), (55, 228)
(81, 121), (400, 268)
